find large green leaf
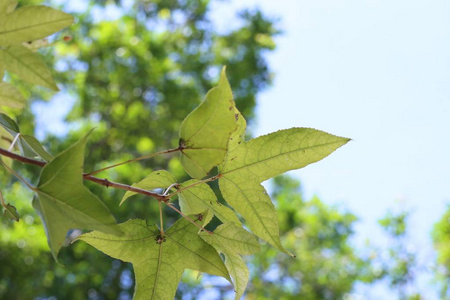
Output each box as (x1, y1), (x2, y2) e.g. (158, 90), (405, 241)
(0, 5), (73, 46)
(179, 67), (238, 179)
(178, 180), (241, 226)
(78, 216), (231, 299)
(1, 45), (58, 91)
(121, 170), (177, 205)
(0, 82), (25, 109)
(200, 223), (259, 300)
(219, 110), (350, 254)
(33, 132), (121, 260)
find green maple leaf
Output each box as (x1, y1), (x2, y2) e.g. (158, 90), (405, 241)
(178, 179), (241, 226)
(219, 110), (350, 254)
(179, 67), (238, 179)
(78, 215), (231, 299)
(33, 132), (121, 260)
(200, 222), (260, 300)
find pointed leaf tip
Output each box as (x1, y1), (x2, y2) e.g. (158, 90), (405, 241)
(179, 66), (238, 178)
(33, 132), (120, 259)
(219, 124), (349, 254)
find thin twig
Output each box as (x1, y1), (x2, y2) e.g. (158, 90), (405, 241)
(165, 174), (221, 198)
(86, 147), (181, 176)
(0, 147), (166, 201)
(0, 148), (45, 167)
(165, 202), (212, 235)
(84, 176), (167, 201)
(163, 183), (179, 196)
(0, 147), (216, 231)
(0, 191), (6, 207)
(0, 159), (36, 191)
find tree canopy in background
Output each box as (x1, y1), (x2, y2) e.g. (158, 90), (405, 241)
(433, 206), (450, 298)
(0, 0), (448, 299)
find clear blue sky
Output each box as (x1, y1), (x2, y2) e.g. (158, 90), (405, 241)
(211, 0), (450, 298)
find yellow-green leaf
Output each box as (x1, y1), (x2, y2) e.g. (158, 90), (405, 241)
(0, 57), (4, 81)
(0, 5), (73, 46)
(179, 67), (238, 179)
(1, 45), (58, 91)
(33, 132), (121, 260)
(0, 82), (25, 109)
(219, 110), (350, 254)
(178, 179), (241, 226)
(222, 251), (249, 300)
(78, 216), (231, 299)
(0, 0), (17, 16)
(121, 170), (176, 205)
(200, 223), (259, 300)
(201, 222), (260, 255)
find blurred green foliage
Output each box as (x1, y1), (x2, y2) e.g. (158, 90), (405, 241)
(377, 210), (422, 300)
(245, 175), (373, 300)
(433, 205), (450, 298)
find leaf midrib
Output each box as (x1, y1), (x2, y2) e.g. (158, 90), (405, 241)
(152, 242), (163, 299)
(2, 47), (54, 88)
(185, 86), (224, 142)
(38, 153), (72, 189)
(0, 17), (71, 36)
(167, 235), (229, 279)
(221, 177), (279, 247)
(213, 231), (258, 252)
(222, 140), (345, 177)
